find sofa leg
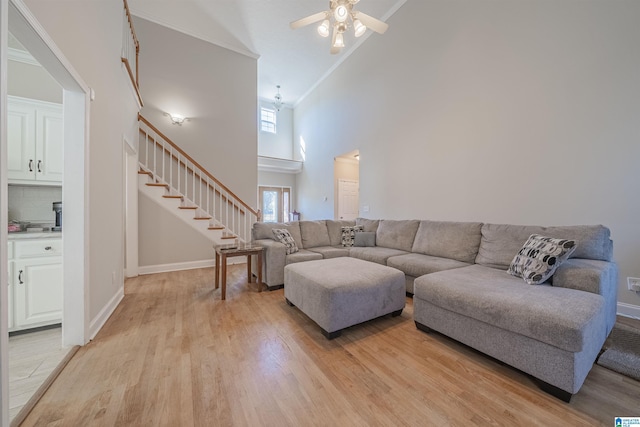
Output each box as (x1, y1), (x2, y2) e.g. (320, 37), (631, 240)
(268, 284), (284, 291)
(536, 380), (573, 402)
(415, 321), (433, 334)
(391, 309), (403, 317)
(322, 328), (342, 340)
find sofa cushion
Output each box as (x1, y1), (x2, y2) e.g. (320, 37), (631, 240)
(508, 234), (577, 285)
(475, 224), (612, 270)
(307, 246), (350, 259)
(354, 232), (376, 247)
(387, 253), (470, 278)
(299, 220), (331, 249)
(272, 229), (299, 255)
(285, 249), (323, 265)
(411, 220), (482, 263)
(341, 225), (364, 247)
(413, 265), (605, 352)
(253, 221), (303, 249)
(376, 220), (420, 252)
(349, 247), (409, 265)
(356, 218), (380, 232)
(326, 220), (356, 246)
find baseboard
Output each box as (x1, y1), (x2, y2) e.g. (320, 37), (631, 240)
(89, 286), (124, 340)
(617, 302), (640, 320)
(138, 258), (245, 275)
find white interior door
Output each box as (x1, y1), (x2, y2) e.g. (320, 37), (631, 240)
(338, 179), (359, 220)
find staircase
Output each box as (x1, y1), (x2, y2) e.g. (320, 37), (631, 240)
(138, 115), (260, 245)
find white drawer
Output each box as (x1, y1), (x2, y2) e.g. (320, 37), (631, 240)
(15, 239), (62, 258)
(7, 241), (13, 260)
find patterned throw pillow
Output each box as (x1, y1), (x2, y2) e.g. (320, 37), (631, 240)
(341, 225), (364, 247)
(508, 234), (577, 285)
(272, 228), (299, 255)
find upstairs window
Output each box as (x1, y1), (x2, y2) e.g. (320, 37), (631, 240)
(260, 107), (277, 134)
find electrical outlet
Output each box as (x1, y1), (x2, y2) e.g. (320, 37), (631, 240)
(627, 277), (640, 292)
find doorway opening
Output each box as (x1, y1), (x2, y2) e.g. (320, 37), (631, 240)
(259, 186), (291, 223)
(334, 150), (360, 220)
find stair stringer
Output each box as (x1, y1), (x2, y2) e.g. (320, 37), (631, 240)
(138, 172), (238, 247)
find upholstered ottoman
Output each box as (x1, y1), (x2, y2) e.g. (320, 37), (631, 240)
(284, 257), (405, 339)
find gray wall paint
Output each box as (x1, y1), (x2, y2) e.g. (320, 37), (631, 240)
(134, 16), (258, 208)
(294, 0), (640, 307)
(8, 60), (61, 103)
(133, 17), (258, 267)
(26, 0), (141, 320)
(138, 192), (214, 266)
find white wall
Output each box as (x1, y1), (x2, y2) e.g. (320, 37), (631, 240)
(24, 0), (140, 323)
(258, 101), (293, 159)
(294, 0), (640, 308)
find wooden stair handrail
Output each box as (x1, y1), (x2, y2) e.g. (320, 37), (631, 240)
(139, 129), (250, 217)
(138, 114), (260, 219)
(122, 0), (139, 85)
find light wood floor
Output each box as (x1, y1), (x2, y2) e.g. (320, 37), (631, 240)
(9, 327), (69, 421)
(20, 266), (640, 426)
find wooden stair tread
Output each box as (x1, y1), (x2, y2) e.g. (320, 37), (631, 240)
(178, 206), (197, 210)
(146, 183), (168, 187)
(138, 170), (153, 176)
(221, 235), (236, 240)
(194, 217), (212, 220)
(162, 195), (183, 199)
(208, 226), (224, 230)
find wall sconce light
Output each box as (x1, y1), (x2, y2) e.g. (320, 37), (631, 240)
(165, 112), (188, 126)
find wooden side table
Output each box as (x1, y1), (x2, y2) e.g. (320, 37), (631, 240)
(214, 243), (264, 300)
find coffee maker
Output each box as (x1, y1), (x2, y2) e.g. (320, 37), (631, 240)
(52, 201), (62, 231)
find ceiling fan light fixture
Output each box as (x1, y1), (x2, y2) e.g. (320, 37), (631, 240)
(353, 19), (366, 37)
(333, 32), (345, 48)
(317, 19), (330, 37)
(334, 4), (348, 23)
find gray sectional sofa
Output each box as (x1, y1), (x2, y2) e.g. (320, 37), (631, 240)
(251, 218), (618, 401)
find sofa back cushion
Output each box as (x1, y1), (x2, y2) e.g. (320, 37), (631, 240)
(299, 220), (331, 248)
(475, 223), (612, 269)
(412, 221), (483, 263)
(252, 221), (303, 249)
(376, 220), (420, 252)
(326, 220), (356, 246)
(356, 218), (380, 232)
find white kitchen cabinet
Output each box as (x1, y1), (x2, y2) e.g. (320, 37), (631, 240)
(7, 96), (63, 184)
(9, 237), (63, 332)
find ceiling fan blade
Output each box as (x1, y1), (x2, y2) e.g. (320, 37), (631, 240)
(290, 11), (327, 30)
(354, 11), (389, 34)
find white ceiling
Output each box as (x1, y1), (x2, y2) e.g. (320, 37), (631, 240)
(129, 0), (406, 107)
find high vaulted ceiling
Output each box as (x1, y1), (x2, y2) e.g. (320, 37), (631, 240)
(129, 0), (406, 108)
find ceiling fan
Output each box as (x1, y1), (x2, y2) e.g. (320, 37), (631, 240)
(290, 0), (389, 54)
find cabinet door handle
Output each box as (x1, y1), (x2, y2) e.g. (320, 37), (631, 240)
(28, 159), (33, 172)
(45, 246), (52, 250)
(37, 160), (42, 173)
(18, 270), (23, 284)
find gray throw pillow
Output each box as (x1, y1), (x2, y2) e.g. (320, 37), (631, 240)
(354, 232), (376, 247)
(508, 234), (577, 285)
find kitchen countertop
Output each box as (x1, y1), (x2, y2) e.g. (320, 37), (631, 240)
(8, 231), (62, 240)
